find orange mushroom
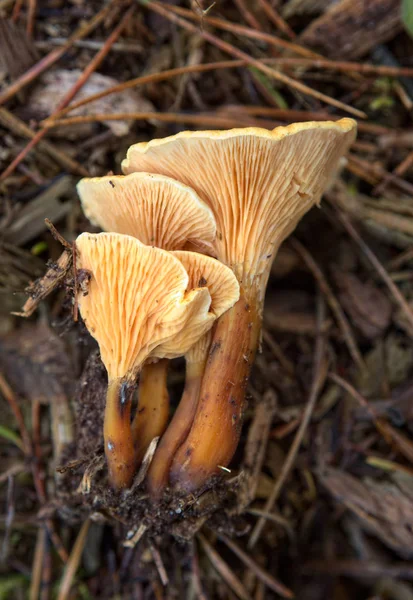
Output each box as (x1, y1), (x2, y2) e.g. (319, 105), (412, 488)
(146, 251), (239, 497)
(122, 120), (357, 492)
(75, 232), (212, 489)
(77, 172), (217, 474)
(77, 171), (215, 254)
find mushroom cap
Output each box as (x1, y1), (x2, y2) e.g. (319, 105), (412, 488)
(155, 250), (240, 359)
(172, 251), (240, 318)
(122, 120), (357, 295)
(77, 172), (216, 252)
(75, 232), (211, 380)
(155, 308), (215, 360)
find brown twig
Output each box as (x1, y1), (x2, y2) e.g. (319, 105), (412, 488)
(198, 534), (252, 600)
(30, 397), (69, 565)
(0, 108), (88, 176)
(31, 399), (46, 504)
(42, 58), (409, 126)
(249, 294), (328, 548)
(262, 330), (295, 375)
(386, 246), (413, 271)
(247, 508), (295, 542)
(57, 519), (90, 600)
(30, 528), (47, 600)
(168, 2), (321, 58)
(26, 0), (36, 38)
(374, 148), (413, 195)
(56, 5), (135, 113)
(11, 0), (23, 21)
(347, 155), (413, 196)
(329, 373), (413, 465)
(233, 0), (262, 31)
(191, 540), (207, 600)
(149, 542), (169, 587)
(44, 522), (69, 565)
(217, 105), (394, 135)
(219, 533), (294, 598)
(0, 372), (31, 455)
(0, 2), (114, 105)
(289, 238), (365, 371)
(44, 219), (72, 250)
(43, 60), (241, 122)
(138, 1), (366, 118)
(0, 5), (133, 182)
(257, 0), (296, 39)
(40, 535), (52, 600)
(42, 110), (279, 130)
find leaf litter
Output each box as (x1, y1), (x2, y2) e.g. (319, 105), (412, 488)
(1, 0), (413, 598)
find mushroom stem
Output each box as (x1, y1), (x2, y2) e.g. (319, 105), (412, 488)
(169, 290), (261, 493)
(104, 377), (137, 490)
(131, 359), (170, 467)
(147, 351), (208, 497)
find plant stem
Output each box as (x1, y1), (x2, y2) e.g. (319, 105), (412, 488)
(104, 377), (136, 489)
(170, 291), (261, 492)
(131, 360), (170, 468)
(147, 353), (207, 497)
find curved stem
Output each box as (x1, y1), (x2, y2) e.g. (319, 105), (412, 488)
(104, 377), (136, 490)
(131, 360), (170, 468)
(147, 355), (207, 498)
(170, 291), (261, 493)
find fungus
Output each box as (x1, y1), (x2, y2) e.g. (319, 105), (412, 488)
(122, 119), (357, 492)
(77, 171), (216, 253)
(77, 172), (217, 472)
(145, 251), (239, 496)
(75, 232), (212, 490)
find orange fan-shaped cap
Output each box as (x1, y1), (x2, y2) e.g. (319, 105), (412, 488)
(75, 232), (212, 380)
(122, 120), (357, 298)
(156, 251), (239, 358)
(77, 172), (216, 252)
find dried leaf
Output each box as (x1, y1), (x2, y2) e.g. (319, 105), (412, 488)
(319, 467), (413, 558)
(264, 290), (332, 335)
(300, 0), (402, 59)
(0, 322), (74, 461)
(27, 70), (155, 138)
(334, 270), (392, 339)
(358, 334), (413, 397)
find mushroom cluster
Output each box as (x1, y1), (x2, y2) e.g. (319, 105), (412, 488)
(77, 119), (357, 495)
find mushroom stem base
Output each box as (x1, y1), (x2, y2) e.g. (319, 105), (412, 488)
(170, 290), (261, 493)
(131, 359), (170, 468)
(147, 355), (207, 498)
(104, 377), (136, 490)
